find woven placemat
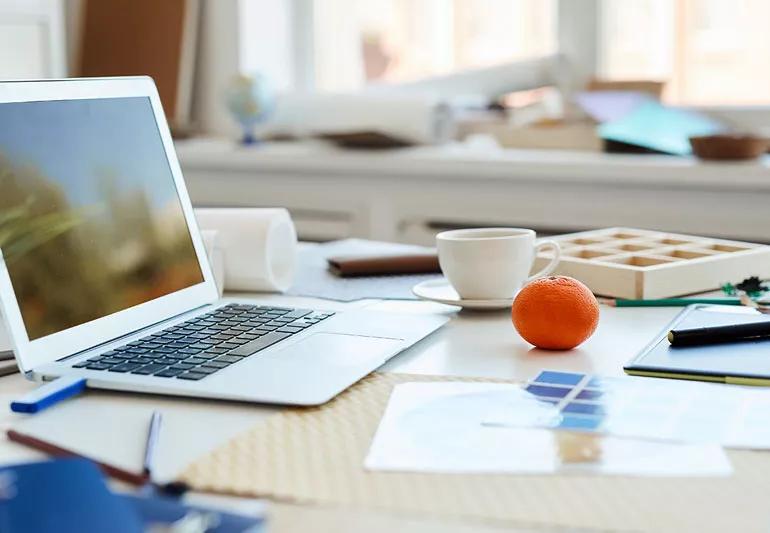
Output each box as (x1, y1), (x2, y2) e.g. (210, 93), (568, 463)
(180, 373), (770, 532)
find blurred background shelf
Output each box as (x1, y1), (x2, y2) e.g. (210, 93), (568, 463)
(177, 138), (770, 245)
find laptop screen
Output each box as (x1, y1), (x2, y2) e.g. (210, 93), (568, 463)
(0, 97), (204, 341)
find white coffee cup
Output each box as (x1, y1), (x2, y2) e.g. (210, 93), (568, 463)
(436, 228), (561, 299)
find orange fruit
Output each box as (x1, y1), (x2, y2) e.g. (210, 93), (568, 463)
(512, 276), (599, 350)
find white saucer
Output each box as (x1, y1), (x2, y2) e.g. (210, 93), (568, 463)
(412, 279), (514, 310)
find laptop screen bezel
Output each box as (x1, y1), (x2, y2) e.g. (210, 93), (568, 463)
(0, 77), (219, 374)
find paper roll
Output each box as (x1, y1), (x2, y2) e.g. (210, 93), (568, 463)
(199, 229), (226, 297)
(194, 208), (297, 293)
(263, 92), (454, 145)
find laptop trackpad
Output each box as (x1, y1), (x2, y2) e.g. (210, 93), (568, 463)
(264, 332), (404, 367)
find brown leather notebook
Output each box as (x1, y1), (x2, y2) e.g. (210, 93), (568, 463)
(328, 254), (440, 277)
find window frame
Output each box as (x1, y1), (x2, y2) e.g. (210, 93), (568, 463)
(227, 0), (770, 132)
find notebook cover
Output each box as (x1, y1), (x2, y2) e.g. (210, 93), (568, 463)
(0, 458), (143, 533)
(625, 304), (770, 384)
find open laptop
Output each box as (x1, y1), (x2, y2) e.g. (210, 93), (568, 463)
(0, 77), (448, 405)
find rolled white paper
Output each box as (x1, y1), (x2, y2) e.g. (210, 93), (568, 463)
(194, 208), (297, 293)
(264, 92), (454, 145)
(200, 229), (225, 297)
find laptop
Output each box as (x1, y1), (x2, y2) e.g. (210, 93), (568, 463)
(0, 77), (448, 405)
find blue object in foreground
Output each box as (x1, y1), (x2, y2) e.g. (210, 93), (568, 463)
(0, 458), (143, 533)
(10, 376), (87, 414)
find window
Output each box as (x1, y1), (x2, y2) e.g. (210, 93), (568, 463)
(600, 0), (770, 106)
(312, 0), (557, 91)
(238, 0), (770, 110)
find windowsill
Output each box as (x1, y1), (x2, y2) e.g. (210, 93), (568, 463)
(175, 136), (770, 190)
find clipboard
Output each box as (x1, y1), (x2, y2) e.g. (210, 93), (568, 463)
(624, 304), (770, 385)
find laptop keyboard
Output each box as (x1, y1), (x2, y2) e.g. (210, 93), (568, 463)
(71, 304), (334, 381)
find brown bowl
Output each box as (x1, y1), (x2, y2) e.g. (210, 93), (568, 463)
(689, 134), (768, 161)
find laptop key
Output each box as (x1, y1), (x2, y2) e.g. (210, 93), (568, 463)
(86, 363), (111, 370)
(154, 357), (181, 365)
(192, 366), (220, 375)
(229, 332), (292, 357)
(170, 363), (196, 371)
(283, 309), (312, 320)
(99, 357), (124, 365)
(202, 360), (230, 369)
(129, 359), (154, 366)
(218, 342), (241, 351)
(132, 363), (168, 375)
(184, 357), (208, 365)
(109, 362), (142, 373)
(154, 368), (184, 378)
(188, 343), (211, 350)
(177, 371), (208, 381)
(125, 347), (149, 354)
(215, 355), (244, 364)
(151, 346), (175, 353)
(277, 326), (303, 334)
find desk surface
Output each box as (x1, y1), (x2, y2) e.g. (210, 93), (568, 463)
(0, 292), (681, 529)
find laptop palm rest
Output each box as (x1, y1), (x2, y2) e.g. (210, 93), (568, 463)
(207, 332), (405, 405)
(264, 332), (403, 367)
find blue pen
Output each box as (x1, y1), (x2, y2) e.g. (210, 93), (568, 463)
(10, 376), (87, 414)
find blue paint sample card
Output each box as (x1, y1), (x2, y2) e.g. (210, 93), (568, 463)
(484, 370), (770, 449)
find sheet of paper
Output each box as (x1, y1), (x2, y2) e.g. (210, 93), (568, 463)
(485, 370), (770, 450)
(287, 239), (441, 301)
(365, 382), (731, 477)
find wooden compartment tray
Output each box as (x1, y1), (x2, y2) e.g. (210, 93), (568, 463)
(532, 227), (770, 299)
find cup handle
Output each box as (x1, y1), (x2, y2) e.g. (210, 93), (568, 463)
(527, 239), (561, 282)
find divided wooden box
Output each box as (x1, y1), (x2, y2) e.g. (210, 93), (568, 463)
(532, 228), (770, 299)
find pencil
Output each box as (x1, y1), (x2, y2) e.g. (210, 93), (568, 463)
(143, 411), (162, 481)
(602, 297), (743, 307)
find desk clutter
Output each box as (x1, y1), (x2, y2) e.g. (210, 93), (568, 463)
(0, 458), (265, 533)
(287, 239), (441, 301)
(179, 372), (770, 532)
(532, 227), (770, 299)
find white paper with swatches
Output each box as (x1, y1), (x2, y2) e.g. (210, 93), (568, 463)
(365, 382), (731, 477)
(484, 370), (770, 450)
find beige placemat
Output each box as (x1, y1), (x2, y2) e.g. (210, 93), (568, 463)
(180, 373), (770, 532)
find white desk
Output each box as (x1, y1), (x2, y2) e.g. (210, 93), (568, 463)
(0, 294), (679, 477)
(0, 293), (682, 530)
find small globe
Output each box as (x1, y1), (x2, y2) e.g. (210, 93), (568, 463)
(225, 74), (275, 144)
